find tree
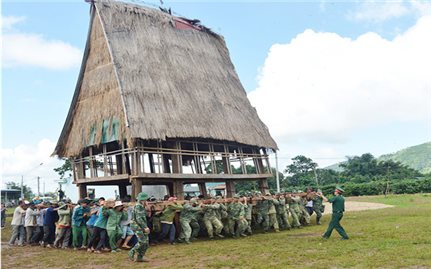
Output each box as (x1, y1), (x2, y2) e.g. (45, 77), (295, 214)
(284, 155), (318, 186)
(5, 181), (34, 199)
(54, 158), (72, 179)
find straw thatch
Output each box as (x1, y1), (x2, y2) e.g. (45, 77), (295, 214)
(54, 0), (277, 157)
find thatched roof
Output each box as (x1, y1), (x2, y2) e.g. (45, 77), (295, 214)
(54, 0), (277, 157)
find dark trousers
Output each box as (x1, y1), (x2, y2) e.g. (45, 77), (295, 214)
(42, 225), (56, 244)
(88, 226), (107, 250)
(158, 223), (176, 243)
(30, 226), (44, 243)
(323, 212), (349, 239)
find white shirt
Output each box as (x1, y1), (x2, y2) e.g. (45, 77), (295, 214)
(11, 206), (26, 226)
(24, 208), (40, 227)
(306, 200), (313, 207)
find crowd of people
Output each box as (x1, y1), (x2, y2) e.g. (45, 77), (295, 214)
(7, 189), (327, 262)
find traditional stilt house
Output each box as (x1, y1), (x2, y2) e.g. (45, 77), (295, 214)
(53, 0), (278, 201)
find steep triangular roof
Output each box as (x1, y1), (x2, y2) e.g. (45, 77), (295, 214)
(54, 0), (277, 157)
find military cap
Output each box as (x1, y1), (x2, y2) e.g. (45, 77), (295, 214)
(335, 187), (345, 193)
(136, 192), (149, 201)
(190, 198), (198, 204)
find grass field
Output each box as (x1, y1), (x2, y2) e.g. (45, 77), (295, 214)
(1, 193), (430, 269)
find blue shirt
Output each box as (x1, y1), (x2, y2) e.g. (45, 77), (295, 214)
(86, 206), (100, 227)
(93, 207), (108, 229)
(72, 205), (90, 227)
(43, 207), (58, 226)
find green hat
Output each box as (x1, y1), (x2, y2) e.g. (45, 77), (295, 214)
(335, 187), (345, 193)
(233, 194), (240, 198)
(136, 192), (149, 201)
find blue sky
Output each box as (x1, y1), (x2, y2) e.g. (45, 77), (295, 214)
(2, 0), (430, 195)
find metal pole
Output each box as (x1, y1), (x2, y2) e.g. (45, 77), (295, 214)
(21, 175), (24, 199)
(37, 176), (40, 196)
(275, 152), (280, 193)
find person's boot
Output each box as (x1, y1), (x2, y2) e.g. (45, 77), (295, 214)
(317, 217), (322, 225)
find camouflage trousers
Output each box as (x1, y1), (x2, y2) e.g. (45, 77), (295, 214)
(277, 212), (291, 229)
(227, 218), (248, 236)
(129, 227), (149, 261)
(256, 212), (269, 231)
(203, 217), (223, 238)
(289, 207), (301, 228)
(313, 205), (323, 224)
(269, 213), (279, 231)
(299, 207), (311, 225)
(179, 218), (200, 242)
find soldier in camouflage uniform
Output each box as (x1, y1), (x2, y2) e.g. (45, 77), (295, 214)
(227, 196), (247, 237)
(288, 193), (302, 228)
(217, 198), (229, 236)
(267, 194), (280, 232)
(256, 194), (274, 232)
(299, 196), (311, 226)
(244, 196), (253, 234)
(276, 194), (291, 230)
(178, 198), (201, 243)
(129, 192), (150, 263)
(313, 190), (324, 225)
(202, 199), (224, 239)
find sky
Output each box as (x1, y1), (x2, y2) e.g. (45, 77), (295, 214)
(1, 0), (430, 197)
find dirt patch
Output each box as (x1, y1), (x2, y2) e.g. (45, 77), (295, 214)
(323, 201), (393, 215)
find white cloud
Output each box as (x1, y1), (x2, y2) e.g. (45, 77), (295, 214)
(1, 139), (64, 194)
(1, 15), (25, 30)
(248, 16), (431, 151)
(1, 15), (82, 69)
(349, 0), (431, 23)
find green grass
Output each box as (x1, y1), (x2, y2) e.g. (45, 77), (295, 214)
(2, 194), (431, 269)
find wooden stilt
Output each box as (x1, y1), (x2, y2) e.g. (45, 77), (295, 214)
(258, 179), (270, 195)
(173, 181), (184, 199)
(78, 184), (87, 199)
(198, 182), (207, 198)
(119, 184), (127, 199)
(225, 180), (236, 198)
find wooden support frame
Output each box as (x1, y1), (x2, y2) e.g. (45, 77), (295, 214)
(225, 180), (236, 198)
(78, 183), (87, 199)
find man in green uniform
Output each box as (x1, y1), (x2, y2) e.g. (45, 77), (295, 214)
(178, 198), (201, 244)
(320, 187), (349, 240)
(129, 192), (150, 262)
(203, 199), (224, 239)
(313, 190), (324, 225)
(288, 193), (302, 229)
(104, 201), (128, 252)
(299, 196), (311, 226)
(276, 194), (291, 230)
(227, 196), (247, 237)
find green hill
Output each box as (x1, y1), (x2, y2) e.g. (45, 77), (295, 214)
(378, 142), (431, 174)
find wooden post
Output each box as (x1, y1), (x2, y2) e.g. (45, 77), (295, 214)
(89, 147), (95, 178)
(258, 179), (270, 195)
(103, 144), (108, 176)
(171, 141), (182, 174)
(132, 179), (142, 201)
(225, 180), (236, 198)
(173, 180), (184, 199)
(198, 182), (207, 198)
(78, 184), (87, 199)
(119, 184), (127, 199)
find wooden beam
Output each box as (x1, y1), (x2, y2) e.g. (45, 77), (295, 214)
(75, 174), (130, 184)
(134, 173), (271, 181)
